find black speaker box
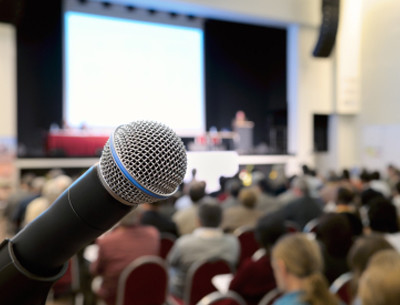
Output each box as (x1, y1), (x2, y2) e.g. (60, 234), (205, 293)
(312, 0), (340, 58)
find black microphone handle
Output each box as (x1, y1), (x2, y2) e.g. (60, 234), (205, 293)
(0, 164), (134, 304)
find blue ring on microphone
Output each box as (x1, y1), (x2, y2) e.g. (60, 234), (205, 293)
(109, 131), (168, 200)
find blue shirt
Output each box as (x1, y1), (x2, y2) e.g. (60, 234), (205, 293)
(274, 291), (310, 305)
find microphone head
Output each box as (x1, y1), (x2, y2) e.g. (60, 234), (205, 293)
(99, 120), (187, 205)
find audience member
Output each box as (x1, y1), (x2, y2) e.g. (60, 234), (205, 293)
(314, 213), (353, 284)
(90, 209), (160, 305)
(369, 170), (391, 198)
(301, 165), (323, 200)
(140, 200), (179, 237)
(22, 174), (73, 227)
(221, 178), (243, 210)
(276, 175), (300, 207)
(167, 201), (240, 299)
(386, 163), (400, 191)
(172, 181), (214, 235)
(358, 249), (400, 305)
(359, 171), (384, 206)
(271, 233), (340, 305)
(277, 177), (323, 230)
(366, 197), (400, 250)
(209, 176), (229, 202)
(347, 233), (395, 301)
(334, 187), (363, 236)
(7, 174), (45, 234)
(391, 180), (400, 220)
(175, 168), (199, 211)
(221, 187), (263, 233)
(229, 211), (287, 305)
(254, 177), (280, 215)
(12, 176), (46, 232)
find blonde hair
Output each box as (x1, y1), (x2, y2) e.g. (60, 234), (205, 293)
(359, 249), (400, 305)
(272, 233), (338, 305)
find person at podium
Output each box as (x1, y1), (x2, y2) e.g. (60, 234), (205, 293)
(232, 110), (254, 154)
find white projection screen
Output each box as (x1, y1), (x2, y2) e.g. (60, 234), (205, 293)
(63, 1), (205, 136)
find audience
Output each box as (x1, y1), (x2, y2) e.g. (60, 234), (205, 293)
(167, 201), (240, 299)
(254, 177), (281, 215)
(172, 181), (212, 235)
(347, 233), (395, 302)
(11, 175), (46, 232)
(3, 163), (400, 305)
(358, 249), (400, 305)
(221, 187), (263, 233)
(314, 213), (354, 284)
(221, 178), (243, 210)
(271, 233), (340, 305)
(366, 196), (400, 250)
(334, 187), (363, 237)
(90, 209), (160, 305)
(229, 211), (287, 305)
(278, 177), (323, 230)
(139, 200), (179, 237)
(23, 174), (73, 227)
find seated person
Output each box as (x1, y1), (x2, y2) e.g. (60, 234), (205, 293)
(358, 249), (400, 305)
(229, 211), (287, 305)
(314, 213), (354, 284)
(347, 233), (394, 302)
(222, 187), (264, 233)
(90, 209), (160, 305)
(271, 233), (340, 305)
(140, 200), (179, 237)
(167, 201), (240, 299)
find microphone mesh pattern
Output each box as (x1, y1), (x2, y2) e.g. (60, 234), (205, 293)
(99, 120), (187, 205)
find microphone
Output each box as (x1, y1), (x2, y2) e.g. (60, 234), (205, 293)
(0, 120), (187, 304)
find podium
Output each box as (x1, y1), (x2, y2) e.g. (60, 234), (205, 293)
(234, 121), (254, 154)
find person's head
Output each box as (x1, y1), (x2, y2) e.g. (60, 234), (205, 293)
(315, 213), (353, 258)
(336, 187), (355, 205)
(197, 202), (222, 228)
(255, 211), (287, 253)
(370, 171), (380, 181)
(189, 181), (206, 203)
(358, 249), (400, 305)
(238, 187), (258, 209)
(368, 197), (399, 233)
(225, 178), (243, 198)
(347, 233), (394, 294)
(291, 177), (310, 197)
(360, 170), (371, 184)
(271, 233), (338, 305)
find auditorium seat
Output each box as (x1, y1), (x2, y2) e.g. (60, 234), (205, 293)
(115, 255), (168, 305)
(196, 290), (246, 305)
(179, 258), (235, 305)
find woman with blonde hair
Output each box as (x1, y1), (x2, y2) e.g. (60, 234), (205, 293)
(271, 233), (340, 305)
(358, 249), (400, 305)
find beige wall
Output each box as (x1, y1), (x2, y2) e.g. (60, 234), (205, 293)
(0, 23), (16, 138)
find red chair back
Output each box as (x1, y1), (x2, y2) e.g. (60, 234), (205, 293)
(159, 233), (177, 259)
(234, 226), (259, 267)
(329, 272), (353, 305)
(116, 255), (168, 305)
(184, 258), (234, 305)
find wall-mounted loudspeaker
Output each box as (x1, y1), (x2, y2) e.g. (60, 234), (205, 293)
(312, 0), (340, 58)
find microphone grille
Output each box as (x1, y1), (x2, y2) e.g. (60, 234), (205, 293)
(99, 120), (187, 205)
